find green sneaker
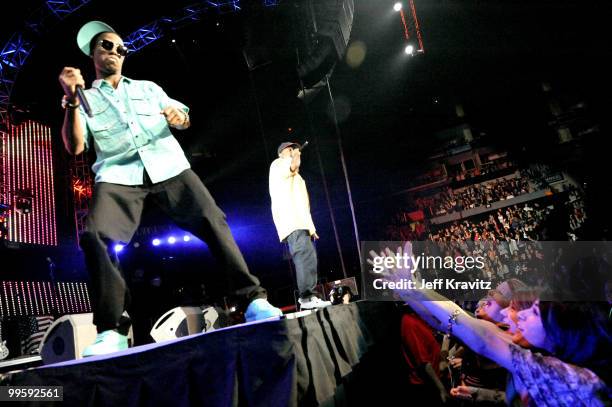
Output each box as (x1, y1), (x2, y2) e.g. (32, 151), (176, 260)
(82, 329), (128, 357)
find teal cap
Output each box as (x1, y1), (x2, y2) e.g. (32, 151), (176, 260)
(76, 20), (116, 55)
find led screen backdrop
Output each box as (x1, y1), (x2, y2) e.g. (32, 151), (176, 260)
(1, 120), (57, 246)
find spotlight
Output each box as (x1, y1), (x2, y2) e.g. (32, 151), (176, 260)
(183, 235), (191, 242)
(114, 244), (124, 253)
(168, 236), (176, 244)
(171, 39), (176, 43)
(393, 2), (402, 12)
(152, 238), (161, 246)
(404, 44), (414, 55)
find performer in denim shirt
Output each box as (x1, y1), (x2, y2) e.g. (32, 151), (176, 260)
(58, 21), (282, 356)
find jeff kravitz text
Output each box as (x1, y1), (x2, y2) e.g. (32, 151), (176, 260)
(372, 278), (492, 290)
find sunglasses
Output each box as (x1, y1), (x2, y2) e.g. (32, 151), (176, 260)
(97, 39), (129, 57)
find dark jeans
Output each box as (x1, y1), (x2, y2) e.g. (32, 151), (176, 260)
(286, 229), (318, 299)
(79, 169), (266, 333)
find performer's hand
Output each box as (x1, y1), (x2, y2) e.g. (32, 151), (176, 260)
(312, 233), (319, 241)
(290, 147), (301, 172)
(161, 106), (187, 127)
(450, 386), (475, 400)
(59, 67), (85, 100)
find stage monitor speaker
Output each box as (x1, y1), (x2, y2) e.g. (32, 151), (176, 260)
(150, 306), (219, 343)
(39, 313), (133, 365)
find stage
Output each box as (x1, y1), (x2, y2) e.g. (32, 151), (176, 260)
(0, 301), (405, 406)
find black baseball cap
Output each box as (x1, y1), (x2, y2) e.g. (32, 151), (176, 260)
(277, 142), (301, 156)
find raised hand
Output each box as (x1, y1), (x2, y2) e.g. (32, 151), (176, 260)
(59, 67), (85, 100)
(367, 242), (415, 276)
(161, 106), (188, 128)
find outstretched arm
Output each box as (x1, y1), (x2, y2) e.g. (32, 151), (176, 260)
(404, 293), (513, 371)
(372, 245), (515, 371)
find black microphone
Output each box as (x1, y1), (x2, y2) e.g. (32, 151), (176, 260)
(75, 85), (93, 118)
(299, 141), (309, 151)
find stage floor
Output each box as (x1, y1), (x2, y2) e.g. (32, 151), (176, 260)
(0, 301), (404, 406)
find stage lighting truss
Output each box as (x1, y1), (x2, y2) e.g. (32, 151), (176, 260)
(123, 22), (166, 53)
(0, 0), (281, 129)
(0, 0), (92, 127)
(71, 151), (92, 243)
(397, 0), (425, 54)
(46, 0), (93, 18)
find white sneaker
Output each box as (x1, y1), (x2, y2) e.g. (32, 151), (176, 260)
(298, 296), (332, 310)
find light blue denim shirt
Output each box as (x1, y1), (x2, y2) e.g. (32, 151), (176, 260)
(78, 76), (191, 185)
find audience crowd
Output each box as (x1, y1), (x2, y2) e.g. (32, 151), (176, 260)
(391, 167), (610, 406)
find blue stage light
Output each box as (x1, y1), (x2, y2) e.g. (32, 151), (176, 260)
(168, 236), (176, 244)
(152, 238), (161, 246)
(183, 235), (191, 242)
(114, 244), (124, 253)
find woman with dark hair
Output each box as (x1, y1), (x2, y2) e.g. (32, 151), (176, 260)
(374, 244), (611, 406)
(519, 300), (611, 385)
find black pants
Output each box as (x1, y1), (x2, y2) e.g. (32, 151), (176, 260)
(79, 169), (267, 333)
